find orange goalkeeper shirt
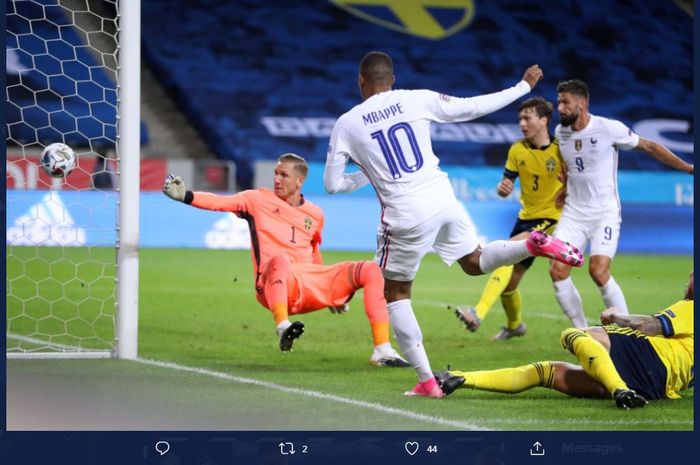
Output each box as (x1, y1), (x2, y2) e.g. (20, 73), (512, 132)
(191, 188), (325, 276)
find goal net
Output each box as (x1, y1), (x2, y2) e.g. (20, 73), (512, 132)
(6, 0), (138, 358)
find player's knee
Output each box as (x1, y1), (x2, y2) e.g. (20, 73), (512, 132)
(560, 327), (587, 354)
(265, 254), (291, 275)
(384, 280), (412, 302)
(358, 261), (383, 284)
(269, 254), (289, 264)
(549, 261), (570, 281)
(457, 252), (482, 276)
(588, 264), (610, 287)
(585, 327), (610, 347)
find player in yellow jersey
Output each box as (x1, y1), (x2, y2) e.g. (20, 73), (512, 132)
(451, 97), (566, 340)
(436, 272), (693, 409)
(162, 153), (409, 368)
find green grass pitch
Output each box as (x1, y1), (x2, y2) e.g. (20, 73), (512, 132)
(6, 248), (693, 430)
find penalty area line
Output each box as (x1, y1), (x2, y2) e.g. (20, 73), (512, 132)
(134, 357), (490, 431)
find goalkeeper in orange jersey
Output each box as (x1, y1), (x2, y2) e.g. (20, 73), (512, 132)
(163, 153), (408, 367)
(436, 272), (693, 409)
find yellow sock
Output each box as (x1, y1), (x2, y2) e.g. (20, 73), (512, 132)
(450, 362), (555, 393)
(501, 289), (522, 330)
(270, 303), (289, 326)
(560, 328), (628, 395)
(370, 321), (390, 346)
(474, 265), (514, 320)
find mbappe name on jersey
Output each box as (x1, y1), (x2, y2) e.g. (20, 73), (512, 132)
(362, 103), (405, 125)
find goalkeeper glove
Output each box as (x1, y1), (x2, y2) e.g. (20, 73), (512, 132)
(163, 173), (186, 202)
(328, 303), (350, 314)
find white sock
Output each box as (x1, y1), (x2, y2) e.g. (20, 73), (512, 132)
(387, 299), (433, 381)
(479, 240), (530, 273)
(553, 277), (588, 328)
(374, 342), (392, 352)
(599, 276), (629, 314)
(276, 320), (291, 336)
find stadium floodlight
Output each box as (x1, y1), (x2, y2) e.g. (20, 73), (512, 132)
(6, 0), (140, 360)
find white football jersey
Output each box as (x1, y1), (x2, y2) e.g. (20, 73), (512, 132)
(556, 114), (639, 217)
(325, 82), (530, 229)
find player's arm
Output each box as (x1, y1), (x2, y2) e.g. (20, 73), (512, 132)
(328, 302), (350, 314)
(555, 155), (567, 209)
(652, 301), (693, 337)
(311, 241), (323, 264)
(603, 274), (695, 338)
(311, 217), (324, 265)
(497, 176), (515, 197)
(329, 290), (354, 314)
(635, 138), (693, 174)
(600, 308), (663, 336)
(163, 174), (251, 212)
(498, 145), (519, 197)
(324, 124), (371, 194)
(324, 163), (369, 194)
(429, 65), (542, 123)
(600, 300), (693, 338)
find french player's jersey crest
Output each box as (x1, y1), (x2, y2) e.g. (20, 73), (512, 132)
(574, 139), (582, 151)
(330, 0), (475, 40)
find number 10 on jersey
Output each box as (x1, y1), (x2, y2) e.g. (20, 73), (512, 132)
(371, 122), (424, 179)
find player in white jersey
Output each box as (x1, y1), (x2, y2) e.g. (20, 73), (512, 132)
(324, 51), (584, 398)
(550, 79), (693, 328)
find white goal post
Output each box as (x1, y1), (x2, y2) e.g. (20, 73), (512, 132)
(6, 0), (140, 359)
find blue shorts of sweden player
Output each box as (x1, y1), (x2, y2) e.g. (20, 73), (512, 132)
(607, 331), (667, 400)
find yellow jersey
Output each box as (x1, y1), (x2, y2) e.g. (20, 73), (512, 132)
(504, 138), (564, 220)
(647, 299), (694, 399)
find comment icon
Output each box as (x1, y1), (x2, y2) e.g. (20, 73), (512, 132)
(155, 441), (171, 456)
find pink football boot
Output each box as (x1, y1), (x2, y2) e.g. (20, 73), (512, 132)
(404, 377), (444, 398)
(526, 230), (584, 267)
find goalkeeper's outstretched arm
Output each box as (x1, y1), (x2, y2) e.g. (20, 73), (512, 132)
(162, 173), (251, 213)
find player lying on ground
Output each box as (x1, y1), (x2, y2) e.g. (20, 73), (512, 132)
(324, 51), (584, 398)
(451, 97), (565, 340)
(162, 153), (409, 367)
(436, 272), (694, 409)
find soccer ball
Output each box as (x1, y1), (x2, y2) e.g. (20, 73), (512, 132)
(40, 143), (76, 178)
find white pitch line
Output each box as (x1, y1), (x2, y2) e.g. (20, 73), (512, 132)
(9, 335), (689, 429)
(7, 333), (112, 358)
(7, 333), (90, 351)
(134, 357), (491, 431)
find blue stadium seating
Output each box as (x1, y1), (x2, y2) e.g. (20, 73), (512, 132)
(6, 0), (148, 148)
(141, 0), (691, 186)
(9, 1), (692, 182)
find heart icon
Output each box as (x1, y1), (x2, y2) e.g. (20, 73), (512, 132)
(404, 441), (419, 456)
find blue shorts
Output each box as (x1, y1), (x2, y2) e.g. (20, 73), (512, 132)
(608, 330), (667, 400)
